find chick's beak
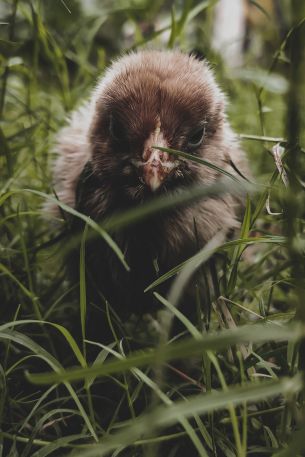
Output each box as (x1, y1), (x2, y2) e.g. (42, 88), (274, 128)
(142, 149), (173, 191)
(140, 126), (178, 191)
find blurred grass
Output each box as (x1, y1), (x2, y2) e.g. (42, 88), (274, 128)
(1, 0), (305, 456)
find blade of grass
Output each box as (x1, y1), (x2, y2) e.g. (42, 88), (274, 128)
(0, 329), (97, 441)
(153, 145), (241, 183)
(102, 179), (248, 233)
(145, 235), (285, 292)
(227, 194), (251, 295)
(239, 133), (286, 143)
(80, 224), (88, 357)
(0, 320), (86, 367)
(0, 189), (129, 271)
(69, 374), (303, 457)
(26, 322), (304, 385)
(168, 229), (226, 307)
(86, 340), (209, 457)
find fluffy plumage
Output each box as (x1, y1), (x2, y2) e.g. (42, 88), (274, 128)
(50, 50), (248, 317)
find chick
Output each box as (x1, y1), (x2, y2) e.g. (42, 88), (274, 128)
(50, 50), (248, 319)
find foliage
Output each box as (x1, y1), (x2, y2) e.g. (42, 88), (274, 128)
(0, 1), (305, 456)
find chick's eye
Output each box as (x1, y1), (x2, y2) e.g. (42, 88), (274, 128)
(109, 115), (125, 142)
(187, 126), (205, 150)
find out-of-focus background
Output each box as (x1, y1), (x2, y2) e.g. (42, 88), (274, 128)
(1, 0), (302, 179)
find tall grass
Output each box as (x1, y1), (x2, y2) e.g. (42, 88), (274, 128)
(0, 1), (305, 456)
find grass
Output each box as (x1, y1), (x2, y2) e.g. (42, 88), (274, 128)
(1, 0), (305, 456)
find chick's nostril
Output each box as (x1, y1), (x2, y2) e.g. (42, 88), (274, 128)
(143, 148), (161, 164)
(151, 158), (160, 167)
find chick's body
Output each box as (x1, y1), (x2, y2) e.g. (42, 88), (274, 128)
(51, 50), (247, 317)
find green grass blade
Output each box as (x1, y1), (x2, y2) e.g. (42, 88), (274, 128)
(69, 375), (303, 457)
(102, 179), (248, 232)
(154, 292), (201, 339)
(26, 322), (304, 385)
(168, 230), (225, 307)
(0, 320), (86, 367)
(0, 188), (129, 271)
(0, 329), (97, 441)
(80, 224), (88, 357)
(145, 235), (285, 292)
(31, 434), (90, 457)
(227, 194), (252, 294)
(153, 145), (241, 182)
(87, 340), (209, 457)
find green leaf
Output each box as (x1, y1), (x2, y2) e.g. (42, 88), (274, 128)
(80, 223), (88, 353)
(145, 235), (285, 292)
(166, 230), (225, 308)
(0, 188), (129, 271)
(26, 322), (304, 385)
(86, 340), (209, 457)
(0, 320), (86, 368)
(69, 375), (303, 457)
(227, 194), (252, 294)
(0, 329), (97, 441)
(0, 39), (22, 55)
(154, 292), (201, 339)
(273, 426), (305, 457)
(31, 434), (88, 457)
(102, 179), (247, 233)
(153, 145), (241, 183)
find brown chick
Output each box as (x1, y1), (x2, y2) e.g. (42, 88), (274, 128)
(50, 50), (248, 320)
